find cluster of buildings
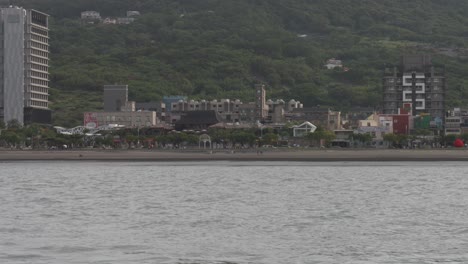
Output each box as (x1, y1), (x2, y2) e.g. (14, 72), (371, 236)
(81, 54), (451, 147)
(80, 10), (140, 25)
(0, 6), (461, 146)
(83, 84), (347, 134)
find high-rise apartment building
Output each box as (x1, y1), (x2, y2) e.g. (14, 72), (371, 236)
(383, 55), (445, 120)
(0, 6), (50, 125)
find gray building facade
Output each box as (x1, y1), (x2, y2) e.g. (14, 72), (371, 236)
(0, 7), (50, 125)
(103, 85), (128, 112)
(0, 7), (26, 124)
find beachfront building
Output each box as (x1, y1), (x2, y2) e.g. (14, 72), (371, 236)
(174, 110), (221, 131)
(266, 99), (303, 124)
(84, 111), (157, 128)
(135, 102), (166, 123)
(343, 107), (376, 129)
(354, 103), (413, 137)
(288, 107), (342, 131)
(356, 113), (393, 141)
(166, 85), (303, 126)
(84, 85), (159, 128)
(170, 99), (244, 123)
(0, 7), (51, 125)
(444, 108), (468, 135)
(292, 122), (317, 137)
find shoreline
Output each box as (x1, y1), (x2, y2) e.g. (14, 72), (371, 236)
(1, 149), (468, 162)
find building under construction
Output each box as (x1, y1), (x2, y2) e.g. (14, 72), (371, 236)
(383, 55), (445, 122)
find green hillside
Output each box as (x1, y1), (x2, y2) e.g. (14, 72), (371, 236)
(5, 0), (468, 126)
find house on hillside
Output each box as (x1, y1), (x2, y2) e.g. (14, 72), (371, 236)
(103, 17), (117, 24)
(127, 11), (141, 17)
(117, 17), (135, 24)
(81, 11), (101, 24)
(324, 58), (343, 70)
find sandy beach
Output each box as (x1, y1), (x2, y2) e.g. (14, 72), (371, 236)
(1, 149), (468, 162)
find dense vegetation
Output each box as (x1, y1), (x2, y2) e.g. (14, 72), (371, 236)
(4, 0), (468, 126)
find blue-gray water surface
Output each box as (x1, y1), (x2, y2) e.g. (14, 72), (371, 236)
(1, 161), (468, 264)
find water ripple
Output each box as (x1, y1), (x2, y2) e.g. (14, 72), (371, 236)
(1, 162), (468, 263)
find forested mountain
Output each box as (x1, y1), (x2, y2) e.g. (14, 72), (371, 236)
(4, 0), (468, 126)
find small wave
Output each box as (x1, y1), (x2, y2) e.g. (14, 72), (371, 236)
(0, 227), (26, 233)
(57, 246), (97, 253)
(177, 259), (242, 264)
(1, 254), (44, 259)
(110, 245), (146, 250)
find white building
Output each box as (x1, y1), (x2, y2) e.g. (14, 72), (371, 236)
(324, 58), (343, 70)
(126, 11), (140, 17)
(81, 11), (101, 20)
(293, 122), (317, 137)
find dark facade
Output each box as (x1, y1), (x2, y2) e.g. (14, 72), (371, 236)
(103, 85), (128, 111)
(383, 55), (445, 120)
(23, 107), (51, 125)
(174, 110), (221, 131)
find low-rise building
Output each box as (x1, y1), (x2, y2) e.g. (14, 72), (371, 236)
(379, 103), (413, 135)
(343, 107), (376, 129)
(103, 17), (117, 24)
(356, 114), (393, 141)
(84, 84), (159, 128)
(136, 102), (166, 122)
(292, 122), (317, 137)
(288, 107), (342, 131)
(84, 111), (157, 128)
(171, 99), (243, 123)
(324, 58), (343, 70)
(445, 108), (465, 135)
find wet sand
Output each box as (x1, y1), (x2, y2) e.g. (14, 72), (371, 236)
(1, 149), (468, 162)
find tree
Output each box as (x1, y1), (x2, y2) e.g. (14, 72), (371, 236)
(6, 119), (22, 130)
(351, 133), (373, 147)
(261, 132), (279, 146)
(383, 133), (408, 148)
(439, 134), (458, 147)
(0, 130), (22, 148)
(306, 127), (336, 147)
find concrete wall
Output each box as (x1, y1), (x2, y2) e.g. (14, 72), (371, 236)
(0, 7), (26, 124)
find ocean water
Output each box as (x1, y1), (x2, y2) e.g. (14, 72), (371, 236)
(1, 161), (468, 264)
